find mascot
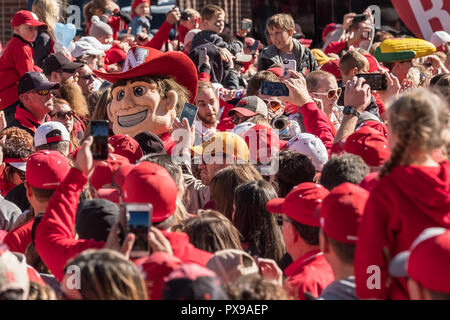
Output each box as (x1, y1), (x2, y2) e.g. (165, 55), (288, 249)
(94, 46), (198, 154)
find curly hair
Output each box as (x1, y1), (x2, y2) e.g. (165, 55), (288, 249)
(0, 127), (34, 149)
(379, 88), (450, 178)
(226, 274), (292, 300)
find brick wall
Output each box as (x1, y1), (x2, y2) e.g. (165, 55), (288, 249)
(0, 0), (28, 46)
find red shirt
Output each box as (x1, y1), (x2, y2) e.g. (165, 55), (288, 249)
(355, 162), (450, 300)
(0, 35), (41, 109)
(3, 219), (33, 254)
(284, 249), (335, 299)
(324, 41), (347, 55)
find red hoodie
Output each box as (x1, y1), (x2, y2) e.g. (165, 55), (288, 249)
(0, 35), (41, 109)
(35, 167), (212, 281)
(354, 161), (450, 300)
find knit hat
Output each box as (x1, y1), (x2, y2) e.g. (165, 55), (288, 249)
(89, 16), (113, 39)
(311, 49), (332, 67)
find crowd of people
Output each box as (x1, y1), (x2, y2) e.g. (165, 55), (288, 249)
(0, 0), (448, 301)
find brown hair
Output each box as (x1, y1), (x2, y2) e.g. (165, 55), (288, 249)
(28, 281), (57, 300)
(0, 127), (33, 149)
(64, 249), (148, 300)
(111, 76), (190, 117)
(266, 13), (295, 33)
(83, 88), (112, 139)
(83, 0), (111, 25)
(306, 70), (337, 92)
(379, 88), (450, 178)
(210, 164), (263, 221)
(59, 80), (89, 119)
(53, 98), (80, 149)
(246, 71), (278, 96)
(201, 4), (225, 21)
(197, 80), (217, 97)
(226, 274), (292, 300)
(30, 185), (56, 202)
(177, 210), (243, 253)
(339, 51), (369, 76)
(233, 180), (285, 263)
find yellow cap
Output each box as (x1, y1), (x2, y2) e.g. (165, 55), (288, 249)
(200, 132), (249, 162)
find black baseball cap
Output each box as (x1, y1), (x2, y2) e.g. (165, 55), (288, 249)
(42, 52), (84, 76)
(134, 131), (167, 156)
(17, 72), (60, 96)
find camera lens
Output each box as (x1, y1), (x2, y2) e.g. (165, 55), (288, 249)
(273, 118), (287, 130)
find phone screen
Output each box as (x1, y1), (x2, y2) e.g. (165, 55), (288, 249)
(91, 120), (109, 160)
(356, 73), (387, 91)
(242, 21), (252, 31)
(251, 40), (260, 55)
(282, 60), (297, 78)
(261, 81), (290, 97)
(120, 203), (153, 256)
(179, 102), (199, 127)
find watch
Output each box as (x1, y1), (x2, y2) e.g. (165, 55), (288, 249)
(343, 106), (361, 117)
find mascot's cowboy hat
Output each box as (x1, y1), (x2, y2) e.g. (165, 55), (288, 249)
(94, 46), (198, 103)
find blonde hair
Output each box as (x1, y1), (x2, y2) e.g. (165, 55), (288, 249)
(64, 249), (148, 300)
(379, 88), (450, 178)
(32, 0), (60, 37)
(266, 13), (295, 33)
(84, 0), (111, 24)
(339, 51), (369, 75)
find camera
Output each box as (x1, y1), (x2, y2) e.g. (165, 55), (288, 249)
(271, 115), (289, 131)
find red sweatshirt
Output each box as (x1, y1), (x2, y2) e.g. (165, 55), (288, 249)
(284, 249), (335, 300)
(299, 102), (335, 156)
(35, 167), (213, 281)
(354, 161), (450, 300)
(0, 35), (41, 109)
(3, 219), (33, 254)
(144, 21), (173, 51)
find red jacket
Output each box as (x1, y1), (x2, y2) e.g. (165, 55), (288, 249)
(354, 161), (450, 300)
(179, 24), (189, 44)
(144, 21), (173, 51)
(299, 102), (335, 155)
(0, 35), (41, 109)
(3, 219), (33, 254)
(284, 249), (335, 299)
(35, 167), (213, 281)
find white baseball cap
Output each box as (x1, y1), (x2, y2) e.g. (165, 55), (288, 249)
(71, 36), (111, 58)
(34, 121), (70, 147)
(0, 246), (29, 299)
(430, 31), (450, 47)
(286, 133), (329, 171)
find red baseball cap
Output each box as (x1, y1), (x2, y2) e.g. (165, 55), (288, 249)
(241, 124), (287, 164)
(364, 54), (389, 73)
(134, 252), (183, 300)
(344, 126), (390, 167)
(322, 23), (338, 41)
(108, 135), (143, 164)
(319, 183), (369, 244)
(11, 10), (47, 29)
(389, 227), (450, 294)
(94, 46), (198, 103)
(90, 154), (130, 190)
(25, 150), (70, 189)
(121, 161), (177, 223)
(267, 67), (282, 77)
(266, 182), (329, 227)
(320, 59), (341, 80)
(357, 120), (389, 138)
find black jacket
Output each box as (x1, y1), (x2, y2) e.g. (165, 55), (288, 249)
(190, 30), (243, 55)
(33, 31), (52, 68)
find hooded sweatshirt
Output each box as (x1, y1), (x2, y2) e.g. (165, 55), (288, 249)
(354, 161), (450, 300)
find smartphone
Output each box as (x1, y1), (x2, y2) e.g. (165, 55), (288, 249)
(120, 203), (153, 258)
(198, 47), (207, 67)
(235, 53), (253, 63)
(90, 120), (109, 160)
(261, 81), (290, 97)
(251, 40), (260, 55)
(179, 102), (199, 127)
(356, 73), (387, 91)
(242, 20), (252, 31)
(353, 14), (367, 23)
(282, 59), (297, 78)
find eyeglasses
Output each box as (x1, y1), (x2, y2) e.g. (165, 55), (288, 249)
(34, 89), (51, 96)
(263, 99), (282, 111)
(311, 88), (342, 99)
(49, 110), (75, 120)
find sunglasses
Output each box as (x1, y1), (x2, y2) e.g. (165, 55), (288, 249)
(312, 88), (342, 99)
(231, 115), (249, 125)
(34, 89), (51, 96)
(49, 110), (75, 120)
(263, 100), (282, 111)
(80, 74), (95, 80)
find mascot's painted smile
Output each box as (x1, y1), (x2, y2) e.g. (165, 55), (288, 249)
(118, 110), (148, 127)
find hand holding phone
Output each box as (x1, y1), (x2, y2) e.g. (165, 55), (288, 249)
(90, 120), (109, 160)
(241, 20), (252, 31)
(120, 203), (153, 258)
(251, 40), (260, 55)
(179, 102), (199, 127)
(282, 59), (297, 78)
(355, 73), (387, 91)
